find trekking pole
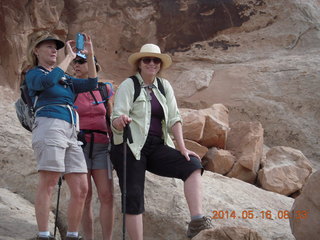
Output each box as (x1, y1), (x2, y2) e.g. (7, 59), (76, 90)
(54, 176), (63, 237)
(122, 124), (133, 240)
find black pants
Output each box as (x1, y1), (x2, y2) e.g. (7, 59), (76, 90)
(111, 135), (203, 214)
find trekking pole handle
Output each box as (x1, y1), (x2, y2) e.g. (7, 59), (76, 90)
(123, 124), (133, 144)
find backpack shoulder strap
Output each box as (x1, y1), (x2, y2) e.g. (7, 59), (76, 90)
(75, 83), (109, 106)
(130, 76), (166, 102)
(156, 77), (166, 97)
(20, 83), (33, 108)
(20, 80), (40, 109)
(97, 82), (109, 108)
(130, 75), (141, 103)
(97, 82), (112, 128)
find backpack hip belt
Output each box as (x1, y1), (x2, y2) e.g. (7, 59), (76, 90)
(35, 104), (79, 131)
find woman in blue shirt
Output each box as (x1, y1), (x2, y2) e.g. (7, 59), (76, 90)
(25, 31), (97, 240)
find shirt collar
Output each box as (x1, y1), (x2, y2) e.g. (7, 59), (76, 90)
(136, 72), (159, 89)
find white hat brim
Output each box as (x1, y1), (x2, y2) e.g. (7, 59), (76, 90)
(128, 52), (172, 69)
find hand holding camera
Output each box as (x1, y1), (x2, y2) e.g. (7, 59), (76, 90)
(76, 33), (85, 52)
(56, 33), (95, 73)
(75, 33), (94, 57)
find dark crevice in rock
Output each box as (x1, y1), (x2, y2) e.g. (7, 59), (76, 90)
(156, 0), (264, 52)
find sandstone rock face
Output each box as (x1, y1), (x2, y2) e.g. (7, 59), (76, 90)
(135, 172), (295, 240)
(173, 69), (215, 99)
(180, 108), (206, 142)
(260, 145), (270, 168)
(193, 227), (265, 240)
(0, 188), (58, 240)
(203, 147), (236, 175)
(170, 0), (320, 168)
(226, 121), (264, 183)
(290, 170), (320, 240)
(0, 87), (37, 202)
(227, 121), (264, 172)
(198, 104), (229, 149)
(180, 104), (229, 153)
(258, 146), (313, 195)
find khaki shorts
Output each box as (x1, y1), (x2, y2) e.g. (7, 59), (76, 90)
(32, 117), (87, 173)
(83, 143), (111, 170)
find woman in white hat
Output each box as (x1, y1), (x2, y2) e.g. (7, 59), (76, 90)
(25, 30), (98, 240)
(110, 43), (211, 239)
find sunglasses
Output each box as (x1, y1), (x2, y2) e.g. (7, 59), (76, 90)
(73, 58), (87, 64)
(141, 57), (162, 65)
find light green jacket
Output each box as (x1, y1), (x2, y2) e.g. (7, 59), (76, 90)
(111, 73), (182, 160)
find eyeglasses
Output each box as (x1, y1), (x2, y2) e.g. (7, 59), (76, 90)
(141, 57), (162, 65)
(73, 58), (87, 64)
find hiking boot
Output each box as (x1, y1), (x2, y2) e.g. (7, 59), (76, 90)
(65, 236), (83, 240)
(187, 216), (212, 238)
(36, 235), (56, 240)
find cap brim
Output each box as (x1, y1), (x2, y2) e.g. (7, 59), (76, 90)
(54, 40), (65, 50)
(37, 37), (65, 50)
(128, 52), (172, 69)
(76, 54), (99, 64)
(76, 52), (86, 59)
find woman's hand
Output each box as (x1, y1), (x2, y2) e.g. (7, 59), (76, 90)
(57, 40), (76, 72)
(113, 114), (132, 131)
(82, 33), (94, 56)
(65, 40), (77, 59)
(180, 148), (201, 162)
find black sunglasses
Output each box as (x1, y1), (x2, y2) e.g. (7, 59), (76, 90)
(141, 57), (162, 64)
(73, 58), (87, 64)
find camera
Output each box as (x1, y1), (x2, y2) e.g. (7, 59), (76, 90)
(76, 33), (84, 51)
(59, 76), (72, 87)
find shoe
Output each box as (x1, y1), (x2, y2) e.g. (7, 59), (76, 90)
(36, 235), (56, 240)
(65, 236), (83, 240)
(187, 216), (212, 238)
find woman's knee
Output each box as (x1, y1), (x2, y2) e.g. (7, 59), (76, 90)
(191, 168), (201, 176)
(37, 172), (61, 193)
(185, 169), (201, 182)
(99, 190), (114, 205)
(79, 183), (89, 199)
(68, 177), (88, 200)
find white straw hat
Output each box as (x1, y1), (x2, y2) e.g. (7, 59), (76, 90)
(128, 43), (172, 69)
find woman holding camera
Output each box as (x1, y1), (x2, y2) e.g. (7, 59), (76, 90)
(25, 31), (97, 240)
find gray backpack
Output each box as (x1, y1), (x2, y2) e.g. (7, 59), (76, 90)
(15, 83), (39, 132)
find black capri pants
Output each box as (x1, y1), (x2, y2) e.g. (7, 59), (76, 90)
(110, 134), (203, 214)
